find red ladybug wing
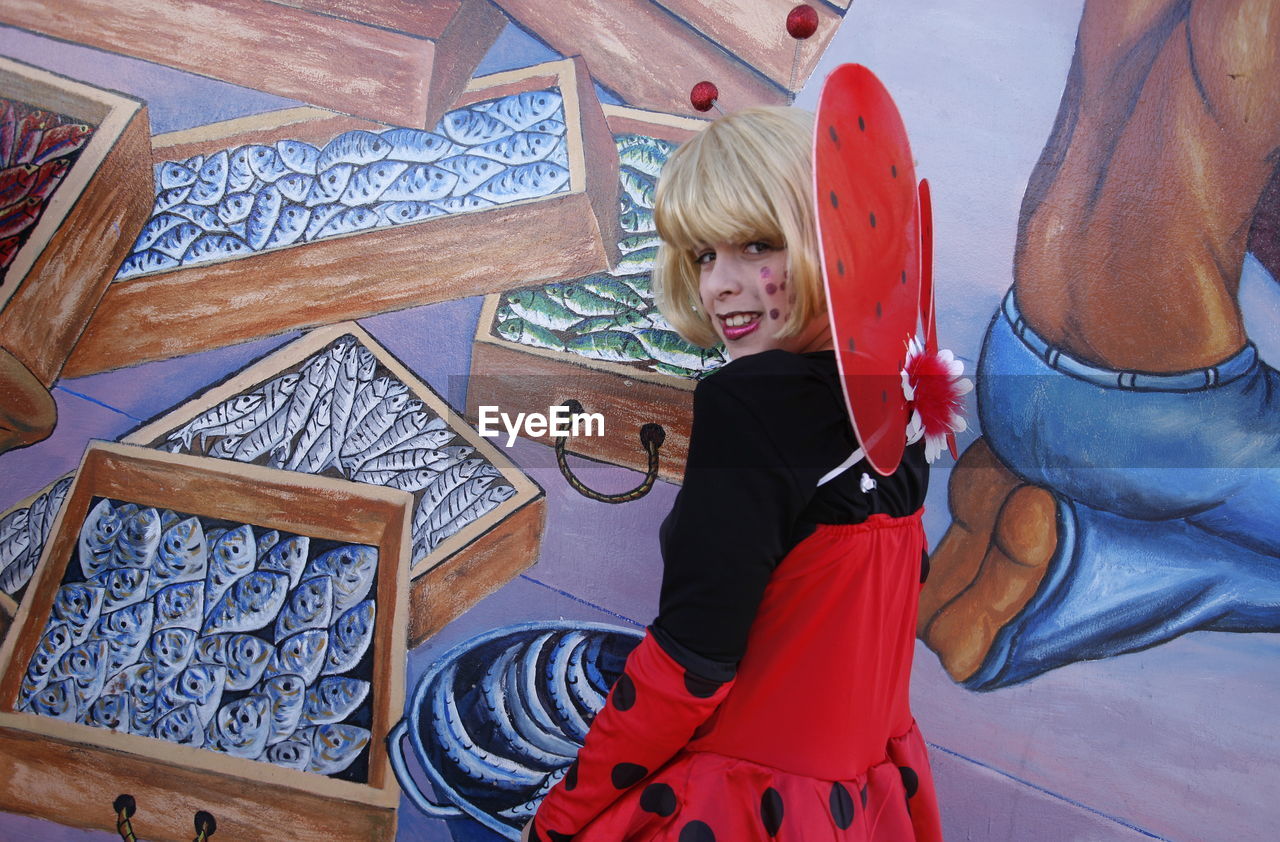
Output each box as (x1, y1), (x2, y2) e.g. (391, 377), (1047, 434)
(918, 179), (936, 355)
(814, 64), (921, 475)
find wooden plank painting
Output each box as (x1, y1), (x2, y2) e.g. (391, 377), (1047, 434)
(0, 0), (506, 129)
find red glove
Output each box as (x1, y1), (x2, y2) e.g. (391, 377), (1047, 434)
(531, 632), (733, 839)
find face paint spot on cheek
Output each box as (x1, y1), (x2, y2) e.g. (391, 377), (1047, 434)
(769, 308), (780, 320)
(760, 266), (772, 280)
(780, 281), (787, 291)
(765, 282), (778, 295)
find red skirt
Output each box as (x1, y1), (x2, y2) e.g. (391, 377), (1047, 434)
(571, 721), (939, 841)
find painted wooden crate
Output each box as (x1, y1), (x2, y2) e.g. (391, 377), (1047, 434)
(0, 56), (151, 387)
(0, 0), (505, 129)
(488, 0), (849, 115)
(468, 105), (716, 484)
(0, 441), (412, 841)
(64, 57), (621, 377)
(120, 322), (545, 647)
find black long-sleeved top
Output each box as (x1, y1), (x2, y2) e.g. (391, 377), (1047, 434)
(651, 349), (929, 679)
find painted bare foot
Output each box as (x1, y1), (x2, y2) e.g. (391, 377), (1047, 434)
(918, 437), (1058, 683)
(0, 346), (56, 454)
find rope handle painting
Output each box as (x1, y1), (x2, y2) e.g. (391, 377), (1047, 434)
(16, 496), (378, 782)
(112, 794), (217, 842)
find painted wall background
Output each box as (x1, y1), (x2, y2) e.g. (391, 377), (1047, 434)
(0, 1), (1275, 840)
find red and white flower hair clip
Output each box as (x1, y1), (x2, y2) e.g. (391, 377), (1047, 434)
(902, 338), (973, 463)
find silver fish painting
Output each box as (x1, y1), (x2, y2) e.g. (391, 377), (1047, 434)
(324, 600), (375, 676)
(203, 571), (289, 636)
(152, 702), (207, 747)
(274, 575), (334, 641)
(263, 628), (328, 686)
(195, 632), (274, 692)
(301, 676), (369, 726)
(305, 723), (371, 775)
(206, 694), (272, 758)
(262, 672), (308, 745)
(304, 545), (376, 613)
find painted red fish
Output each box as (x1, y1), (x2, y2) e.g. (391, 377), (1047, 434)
(12, 110), (59, 166)
(0, 163), (38, 208)
(0, 196), (42, 240)
(32, 122), (92, 166)
(28, 158), (71, 204)
(0, 233), (23, 269)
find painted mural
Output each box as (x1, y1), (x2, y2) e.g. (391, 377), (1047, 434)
(0, 1), (1275, 841)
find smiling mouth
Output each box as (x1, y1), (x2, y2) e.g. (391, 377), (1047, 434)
(719, 311), (761, 339)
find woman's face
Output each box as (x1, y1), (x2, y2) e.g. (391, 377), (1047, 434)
(696, 239), (831, 359)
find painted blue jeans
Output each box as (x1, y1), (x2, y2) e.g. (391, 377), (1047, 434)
(968, 292), (1280, 690)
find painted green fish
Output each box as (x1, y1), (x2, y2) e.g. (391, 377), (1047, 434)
(495, 317), (566, 352)
(566, 331), (646, 363)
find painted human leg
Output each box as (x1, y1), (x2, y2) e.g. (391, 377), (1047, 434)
(920, 0), (1280, 686)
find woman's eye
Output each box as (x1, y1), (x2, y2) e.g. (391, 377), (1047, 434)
(745, 241), (775, 254)
(694, 251), (715, 265)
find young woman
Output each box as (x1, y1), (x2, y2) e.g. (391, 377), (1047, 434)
(525, 106), (942, 841)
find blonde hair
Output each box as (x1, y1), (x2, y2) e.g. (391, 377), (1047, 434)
(653, 106), (824, 349)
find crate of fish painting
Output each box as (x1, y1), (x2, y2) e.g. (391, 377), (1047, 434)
(469, 105), (717, 483)
(121, 322), (545, 647)
(0, 56), (151, 392)
(0, 442), (412, 841)
(64, 55), (622, 378)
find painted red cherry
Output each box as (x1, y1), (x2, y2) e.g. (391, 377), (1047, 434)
(787, 4), (819, 40)
(690, 81), (719, 112)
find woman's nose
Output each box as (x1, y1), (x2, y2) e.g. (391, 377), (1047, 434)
(705, 256), (742, 297)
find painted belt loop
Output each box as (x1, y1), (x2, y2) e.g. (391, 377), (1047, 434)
(552, 399), (664, 503)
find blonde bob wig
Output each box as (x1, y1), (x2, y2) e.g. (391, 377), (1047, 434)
(653, 106), (824, 349)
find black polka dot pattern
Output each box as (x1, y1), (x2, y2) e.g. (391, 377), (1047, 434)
(858, 115), (865, 131)
(869, 212), (877, 228)
(564, 759), (579, 791)
(640, 782), (678, 816)
(612, 673), (636, 711)
(829, 124), (839, 145)
(612, 761), (648, 789)
(829, 782), (855, 829)
(760, 787), (784, 836)
(875, 301), (882, 318)
(847, 338), (856, 353)
(830, 190), (839, 208)
(679, 820), (716, 842)
(837, 259), (844, 276)
(683, 671), (722, 699)
(891, 164), (898, 178)
(901, 270), (907, 285)
(900, 766), (919, 798)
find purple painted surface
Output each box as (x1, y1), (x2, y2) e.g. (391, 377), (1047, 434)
(61, 332), (301, 425)
(359, 297), (487, 411)
(0, 390), (134, 511)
